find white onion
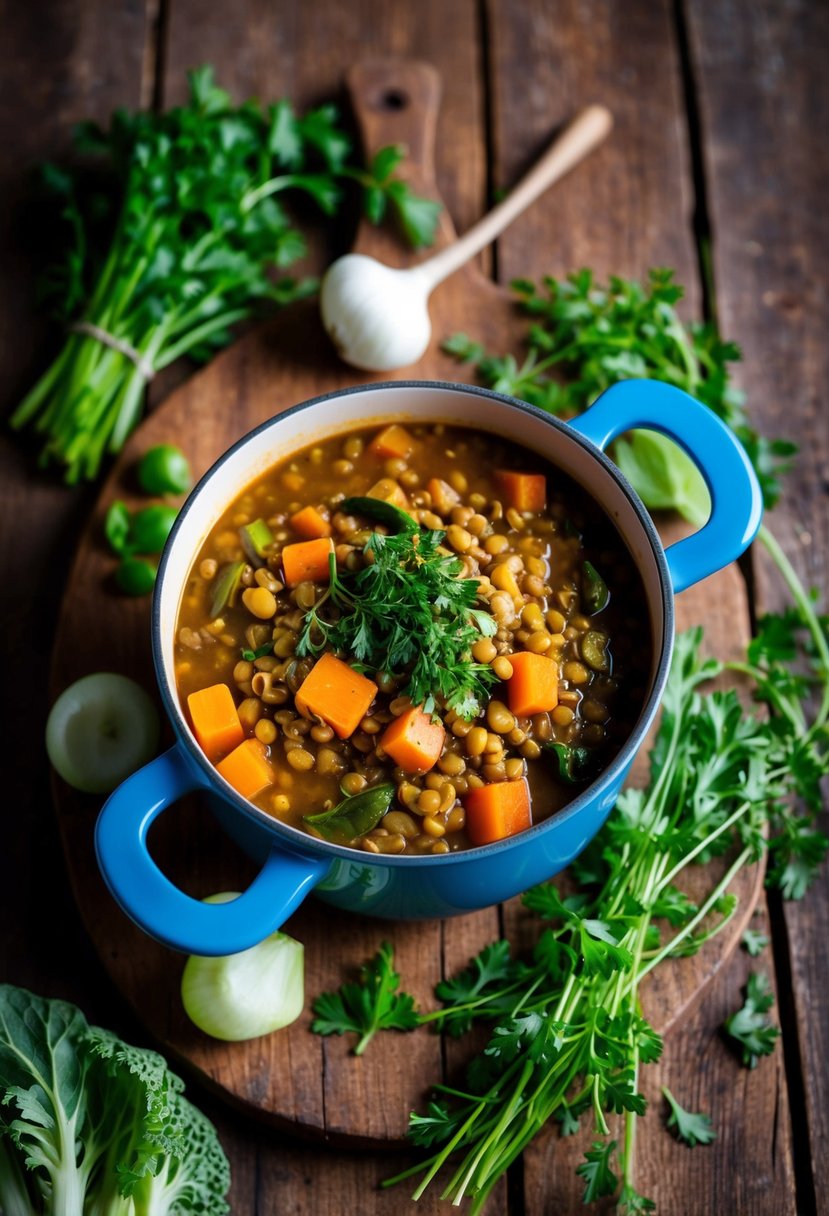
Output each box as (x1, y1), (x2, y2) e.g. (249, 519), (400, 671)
(181, 894), (305, 1041)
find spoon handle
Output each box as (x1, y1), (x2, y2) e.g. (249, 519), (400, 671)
(417, 104), (613, 290)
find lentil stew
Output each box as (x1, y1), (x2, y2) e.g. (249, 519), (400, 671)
(174, 421), (651, 855)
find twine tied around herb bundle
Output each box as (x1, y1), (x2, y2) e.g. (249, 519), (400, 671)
(69, 322), (156, 381)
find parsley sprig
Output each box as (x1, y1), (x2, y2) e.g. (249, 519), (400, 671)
(444, 268), (796, 515)
(311, 942), (419, 1056)
(662, 1087), (716, 1147)
(375, 619), (826, 1211)
(297, 531), (498, 718)
(724, 972), (781, 1068)
(11, 67), (440, 482)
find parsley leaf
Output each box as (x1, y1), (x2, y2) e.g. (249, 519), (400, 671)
(12, 70), (439, 482)
(443, 268), (795, 512)
(577, 1139), (618, 1202)
(662, 1086), (716, 1146)
(298, 526), (498, 718)
(724, 972), (781, 1068)
(741, 928), (770, 957)
(311, 942), (419, 1056)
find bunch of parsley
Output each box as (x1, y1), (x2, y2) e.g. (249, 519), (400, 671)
(310, 269), (827, 1209)
(11, 66), (439, 482)
(375, 617), (825, 1211)
(297, 530), (498, 718)
(444, 268), (796, 521)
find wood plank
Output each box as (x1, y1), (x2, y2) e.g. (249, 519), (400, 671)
(486, 0), (793, 1209)
(686, 0), (829, 1205)
(0, 0), (151, 1013)
(161, 0), (488, 265)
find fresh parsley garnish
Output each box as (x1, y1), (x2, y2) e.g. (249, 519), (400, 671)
(577, 1140), (618, 1202)
(741, 928), (770, 957)
(311, 942), (419, 1056)
(662, 1086), (716, 1146)
(724, 972), (781, 1068)
(297, 530), (498, 718)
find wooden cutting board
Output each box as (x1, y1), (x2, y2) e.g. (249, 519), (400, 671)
(50, 58), (762, 1144)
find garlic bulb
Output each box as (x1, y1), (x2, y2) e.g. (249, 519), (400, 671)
(320, 255), (432, 371)
(319, 106), (613, 373)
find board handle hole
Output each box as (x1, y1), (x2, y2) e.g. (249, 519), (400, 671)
(377, 88), (409, 111)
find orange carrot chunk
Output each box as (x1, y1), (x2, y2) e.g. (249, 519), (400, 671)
(295, 653), (378, 739)
(426, 477), (461, 515)
(187, 683), (244, 762)
(289, 505), (332, 540)
(217, 738), (274, 800)
(494, 470), (546, 512)
(366, 477), (410, 511)
(507, 651), (559, 717)
(380, 706), (445, 774)
(281, 536), (334, 587)
(368, 423), (416, 460)
(464, 779), (532, 845)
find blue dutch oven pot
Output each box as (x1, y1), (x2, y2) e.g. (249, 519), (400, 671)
(96, 379), (762, 955)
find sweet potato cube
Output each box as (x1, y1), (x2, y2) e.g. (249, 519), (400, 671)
(366, 477), (409, 511)
(216, 738), (274, 800)
(507, 652), (559, 717)
(380, 707), (445, 774)
(464, 779), (532, 845)
(494, 470), (546, 512)
(187, 683), (244, 762)
(289, 505), (332, 539)
(281, 537), (334, 586)
(368, 423), (416, 460)
(295, 653), (378, 739)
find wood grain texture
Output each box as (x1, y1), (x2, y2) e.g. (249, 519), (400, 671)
(487, 0), (793, 1209)
(686, 0), (829, 1206)
(0, 0), (152, 1018)
(0, 0), (818, 1211)
(51, 44), (762, 1176)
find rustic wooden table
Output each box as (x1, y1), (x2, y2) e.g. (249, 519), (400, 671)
(1, 2), (825, 1213)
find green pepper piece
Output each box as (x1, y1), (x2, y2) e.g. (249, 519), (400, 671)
(304, 782), (396, 841)
(582, 561), (610, 614)
(104, 501), (131, 555)
(239, 518), (274, 565)
(339, 496), (419, 535)
(209, 560), (245, 617)
(581, 629), (610, 673)
(543, 742), (595, 784)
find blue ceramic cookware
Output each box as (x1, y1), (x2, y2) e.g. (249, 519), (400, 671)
(96, 379), (762, 955)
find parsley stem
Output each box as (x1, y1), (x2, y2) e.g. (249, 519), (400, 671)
(758, 523), (829, 727)
(655, 800), (754, 894)
(639, 846), (753, 979)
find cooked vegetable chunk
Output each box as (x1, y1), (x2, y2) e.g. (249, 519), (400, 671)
(216, 738), (274, 799)
(289, 505), (332, 539)
(380, 707), (445, 774)
(295, 653), (377, 739)
(368, 423), (416, 459)
(187, 683), (244, 762)
(281, 537), (334, 586)
(464, 779), (532, 845)
(507, 652), (559, 716)
(494, 469), (546, 512)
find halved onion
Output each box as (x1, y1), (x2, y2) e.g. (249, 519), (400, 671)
(181, 893), (305, 1041)
(46, 672), (160, 794)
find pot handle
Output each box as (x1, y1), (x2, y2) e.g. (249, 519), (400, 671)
(95, 744), (330, 956)
(568, 379), (763, 592)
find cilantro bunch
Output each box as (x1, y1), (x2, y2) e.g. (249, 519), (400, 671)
(11, 66), (439, 482)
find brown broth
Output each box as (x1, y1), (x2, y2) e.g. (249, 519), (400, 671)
(174, 421), (651, 854)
